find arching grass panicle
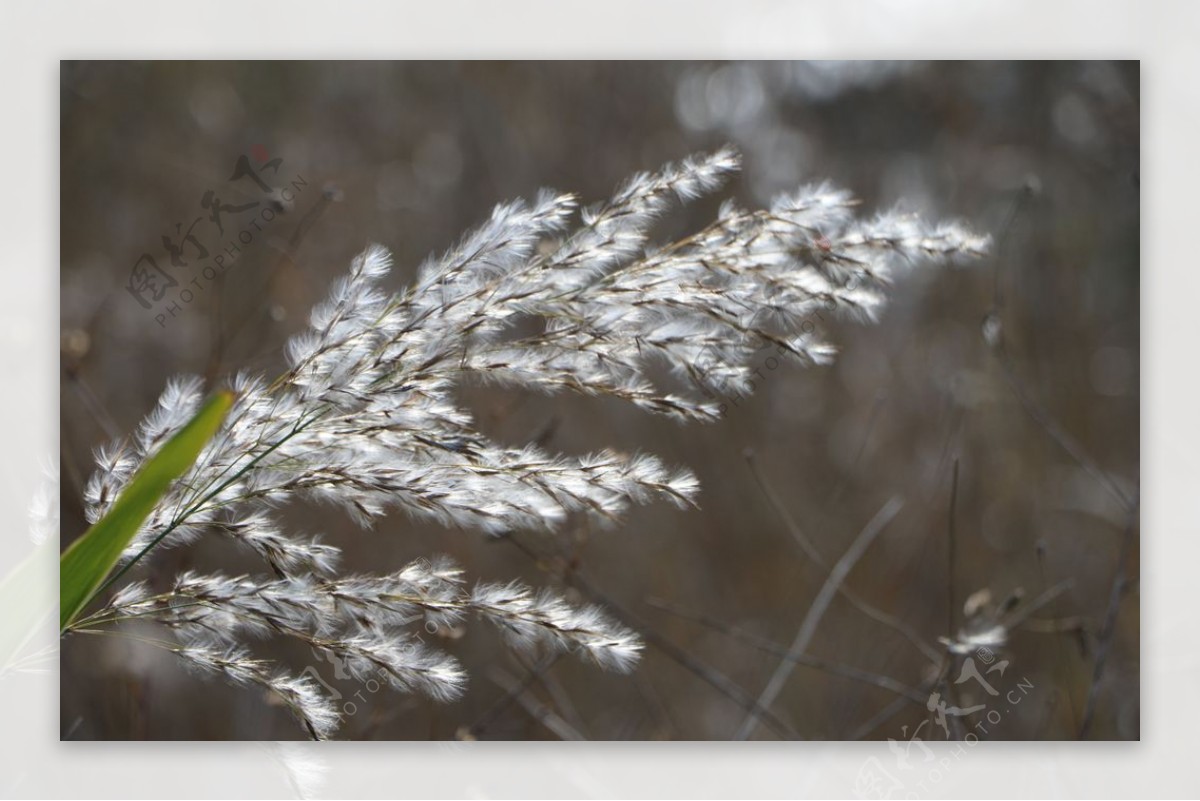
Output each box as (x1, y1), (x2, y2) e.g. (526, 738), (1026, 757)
(70, 146), (988, 738)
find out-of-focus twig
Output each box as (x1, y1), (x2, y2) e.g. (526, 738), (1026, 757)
(735, 497), (905, 740)
(572, 568), (799, 740)
(745, 450), (940, 665)
(633, 670), (677, 739)
(1035, 538), (1082, 731)
(990, 346), (1134, 512)
(206, 185), (342, 382)
(935, 458), (967, 741)
(987, 182), (1139, 740)
(827, 391), (887, 505)
(847, 685), (934, 741)
(646, 597), (927, 706)
(464, 652), (561, 739)
(985, 183), (1134, 514)
(502, 534), (799, 739)
(999, 580), (1074, 631)
(947, 459), (959, 641)
(521, 649), (588, 739)
(487, 666), (586, 741)
(1021, 616), (1089, 636)
(1079, 497), (1139, 739)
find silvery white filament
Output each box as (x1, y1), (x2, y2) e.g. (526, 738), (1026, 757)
(469, 582), (643, 673)
(100, 556), (642, 731)
(79, 146), (988, 738)
(174, 644), (340, 740)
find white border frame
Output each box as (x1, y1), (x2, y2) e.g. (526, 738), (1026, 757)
(4, 1), (1189, 797)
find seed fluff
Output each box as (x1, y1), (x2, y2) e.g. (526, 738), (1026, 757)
(72, 146), (988, 738)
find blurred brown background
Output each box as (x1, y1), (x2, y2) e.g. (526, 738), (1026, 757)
(59, 61), (1139, 740)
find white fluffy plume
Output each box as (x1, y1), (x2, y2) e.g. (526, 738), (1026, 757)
(74, 146), (988, 738)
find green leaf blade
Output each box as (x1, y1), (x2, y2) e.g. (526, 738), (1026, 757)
(59, 390), (234, 631)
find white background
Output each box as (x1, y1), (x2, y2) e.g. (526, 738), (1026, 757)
(1, 0), (1192, 797)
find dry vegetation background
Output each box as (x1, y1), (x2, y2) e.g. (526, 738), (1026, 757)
(59, 61), (1139, 740)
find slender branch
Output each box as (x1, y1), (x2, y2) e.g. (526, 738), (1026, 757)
(487, 666), (586, 741)
(647, 597), (927, 706)
(1079, 497), (1140, 738)
(947, 459), (959, 640)
(466, 653), (561, 739)
(502, 533), (799, 739)
(848, 686), (932, 741)
(745, 450), (940, 665)
(735, 497), (904, 740)
(992, 346), (1134, 512)
(986, 183), (1133, 514)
